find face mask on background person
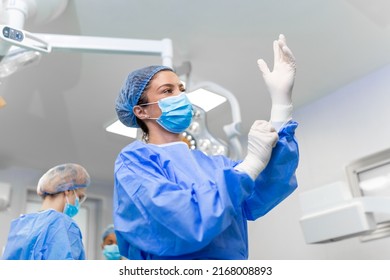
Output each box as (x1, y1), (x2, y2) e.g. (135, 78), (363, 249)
(103, 244), (121, 260)
(63, 190), (80, 218)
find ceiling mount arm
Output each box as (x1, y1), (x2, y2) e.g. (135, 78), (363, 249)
(34, 33), (173, 67)
(1, 0), (173, 67)
(1, 25), (51, 54)
(0, 0), (69, 57)
(0, 24), (174, 79)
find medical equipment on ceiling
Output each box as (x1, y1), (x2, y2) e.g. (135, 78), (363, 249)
(299, 147), (390, 244)
(185, 80), (243, 160)
(0, 0), (244, 159)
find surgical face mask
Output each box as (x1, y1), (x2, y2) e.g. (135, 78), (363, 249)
(140, 93), (193, 133)
(103, 244), (121, 260)
(63, 190), (80, 218)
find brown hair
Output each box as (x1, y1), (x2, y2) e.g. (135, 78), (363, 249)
(135, 69), (173, 142)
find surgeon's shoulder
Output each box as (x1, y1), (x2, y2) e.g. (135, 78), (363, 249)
(120, 140), (145, 152)
(48, 211), (81, 232)
(35, 210), (78, 232)
(117, 140), (161, 166)
(43, 209), (72, 221)
(118, 140), (149, 158)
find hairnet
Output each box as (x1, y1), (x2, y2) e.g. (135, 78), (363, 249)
(101, 224), (115, 241)
(37, 163), (91, 197)
(115, 65), (173, 128)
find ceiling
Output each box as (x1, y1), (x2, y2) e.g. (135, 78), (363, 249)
(1, 0), (390, 184)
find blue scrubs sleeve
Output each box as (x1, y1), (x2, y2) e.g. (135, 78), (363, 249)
(114, 145), (254, 257)
(44, 220), (85, 260)
(2, 210), (85, 260)
(244, 121), (299, 220)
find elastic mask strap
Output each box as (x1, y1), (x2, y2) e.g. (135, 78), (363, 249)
(138, 101), (158, 107)
(136, 101), (159, 120)
(73, 190), (79, 202)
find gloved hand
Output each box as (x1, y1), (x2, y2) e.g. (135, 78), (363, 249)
(235, 120), (279, 181)
(257, 34), (296, 123)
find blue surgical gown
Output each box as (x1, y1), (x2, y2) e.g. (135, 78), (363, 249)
(114, 121), (299, 259)
(2, 209), (86, 260)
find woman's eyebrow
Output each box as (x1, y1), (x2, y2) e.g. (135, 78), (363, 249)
(157, 83), (183, 90)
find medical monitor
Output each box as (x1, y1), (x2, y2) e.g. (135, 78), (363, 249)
(345, 147), (390, 241)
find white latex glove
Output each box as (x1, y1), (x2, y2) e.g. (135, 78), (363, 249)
(235, 120), (279, 181)
(257, 34), (296, 124)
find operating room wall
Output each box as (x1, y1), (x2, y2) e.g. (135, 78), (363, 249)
(0, 165), (114, 258)
(247, 63), (390, 259)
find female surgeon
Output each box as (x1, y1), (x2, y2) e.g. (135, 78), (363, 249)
(114, 34), (299, 259)
(2, 163), (90, 260)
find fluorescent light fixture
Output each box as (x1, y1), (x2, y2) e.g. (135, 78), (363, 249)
(105, 120), (138, 138)
(187, 88), (226, 112)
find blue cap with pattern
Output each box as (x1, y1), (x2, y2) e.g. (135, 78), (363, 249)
(101, 224), (115, 241)
(36, 163), (90, 197)
(115, 65), (173, 128)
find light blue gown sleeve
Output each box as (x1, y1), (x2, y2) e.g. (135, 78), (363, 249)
(243, 121), (299, 220)
(42, 217), (86, 260)
(114, 143), (254, 257)
(1, 210), (85, 260)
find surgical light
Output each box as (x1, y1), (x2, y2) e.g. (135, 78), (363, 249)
(186, 88), (227, 112)
(0, 47), (42, 78)
(0, 0), (65, 62)
(0, 24), (51, 55)
(105, 120), (138, 139)
(183, 104), (228, 156)
(0, 24), (50, 78)
(0, 0), (174, 76)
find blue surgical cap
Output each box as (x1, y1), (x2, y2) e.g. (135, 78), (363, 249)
(115, 65), (173, 128)
(36, 163), (91, 197)
(102, 224), (115, 241)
